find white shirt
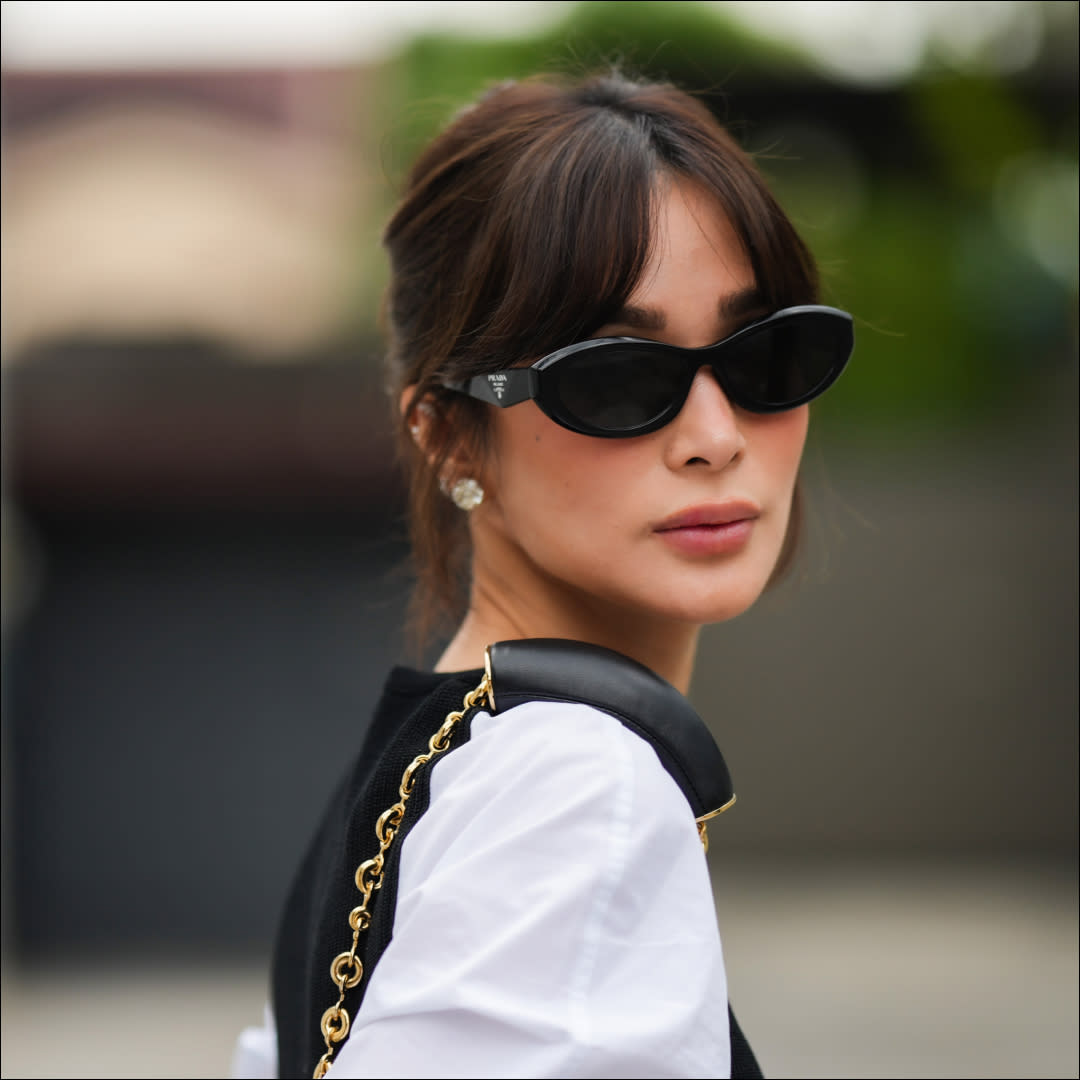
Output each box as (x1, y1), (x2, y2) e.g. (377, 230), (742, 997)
(233, 700), (731, 1079)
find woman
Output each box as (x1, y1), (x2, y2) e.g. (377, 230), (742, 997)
(235, 72), (852, 1080)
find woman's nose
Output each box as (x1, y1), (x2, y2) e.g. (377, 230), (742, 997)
(663, 366), (745, 471)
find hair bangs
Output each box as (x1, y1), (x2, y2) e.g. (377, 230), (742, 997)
(637, 101), (818, 310)
(445, 110), (661, 379)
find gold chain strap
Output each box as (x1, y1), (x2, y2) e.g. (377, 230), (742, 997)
(312, 670), (493, 1079)
(694, 794), (737, 853)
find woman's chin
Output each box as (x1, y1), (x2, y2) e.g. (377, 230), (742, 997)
(613, 579), (770, 629)
(673, 595), (762, 627)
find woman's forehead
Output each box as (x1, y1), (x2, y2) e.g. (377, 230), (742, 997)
(619, 179), (757, 327)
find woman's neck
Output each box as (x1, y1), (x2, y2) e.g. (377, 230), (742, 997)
(435, 572), (701, 695)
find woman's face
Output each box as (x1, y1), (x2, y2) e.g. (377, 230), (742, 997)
(471, 178), (809, 632)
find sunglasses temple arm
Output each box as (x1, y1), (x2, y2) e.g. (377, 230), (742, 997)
(455, 370), (534, 408)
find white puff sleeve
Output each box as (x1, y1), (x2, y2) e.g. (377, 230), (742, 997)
(325, 700), (731, 1080)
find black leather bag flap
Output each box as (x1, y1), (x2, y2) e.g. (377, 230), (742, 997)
(485, 638), (734, 819)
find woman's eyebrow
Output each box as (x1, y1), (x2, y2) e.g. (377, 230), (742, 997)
(606, 304), (667, 331)
(606, 288), (768, 332)
(719, 287), (768, 320)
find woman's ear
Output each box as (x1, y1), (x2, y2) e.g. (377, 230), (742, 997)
(401, 385), (490, 510)
(400, 385), (438, 463)
(400, 386), (476, 476)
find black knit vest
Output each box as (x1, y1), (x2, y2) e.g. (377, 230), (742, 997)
(272, 641), (763, 1079)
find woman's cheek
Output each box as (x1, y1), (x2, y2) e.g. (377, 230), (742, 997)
(751, 407), (809, 495)
(490, 432), (637, 575)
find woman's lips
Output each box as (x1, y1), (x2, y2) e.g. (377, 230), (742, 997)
(653, 502), (759, 556)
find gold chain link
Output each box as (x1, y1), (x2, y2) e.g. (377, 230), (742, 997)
(694, 793), (737, 854)
(311, 671), (493, 1079)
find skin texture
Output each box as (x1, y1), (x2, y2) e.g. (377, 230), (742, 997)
(432, 178), (809, 693)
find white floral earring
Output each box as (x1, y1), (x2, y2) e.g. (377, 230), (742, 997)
(448, 477), (484, 511)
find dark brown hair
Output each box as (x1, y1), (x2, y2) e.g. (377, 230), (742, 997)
(383, 73), (819, 645)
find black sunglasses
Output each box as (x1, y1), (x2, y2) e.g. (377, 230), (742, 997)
(442, 304), (853, 438)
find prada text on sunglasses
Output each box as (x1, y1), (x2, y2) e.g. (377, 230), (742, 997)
(442, 305), (854, 438)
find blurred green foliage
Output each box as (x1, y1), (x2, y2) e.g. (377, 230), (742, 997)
(362, 0), (1078, 439)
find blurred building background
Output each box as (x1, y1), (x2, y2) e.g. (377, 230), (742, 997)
(1, 2), (1076, 1078)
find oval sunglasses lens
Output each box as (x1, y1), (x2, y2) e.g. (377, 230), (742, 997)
(555, 347), (685, 431)
(718, 314), (849, 409)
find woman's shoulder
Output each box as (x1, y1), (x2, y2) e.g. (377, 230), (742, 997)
(426, 697), (701, 843)
(399, 694), (718, 936)
(470, 696), (668, 770)
(385, 663), (686, 789)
